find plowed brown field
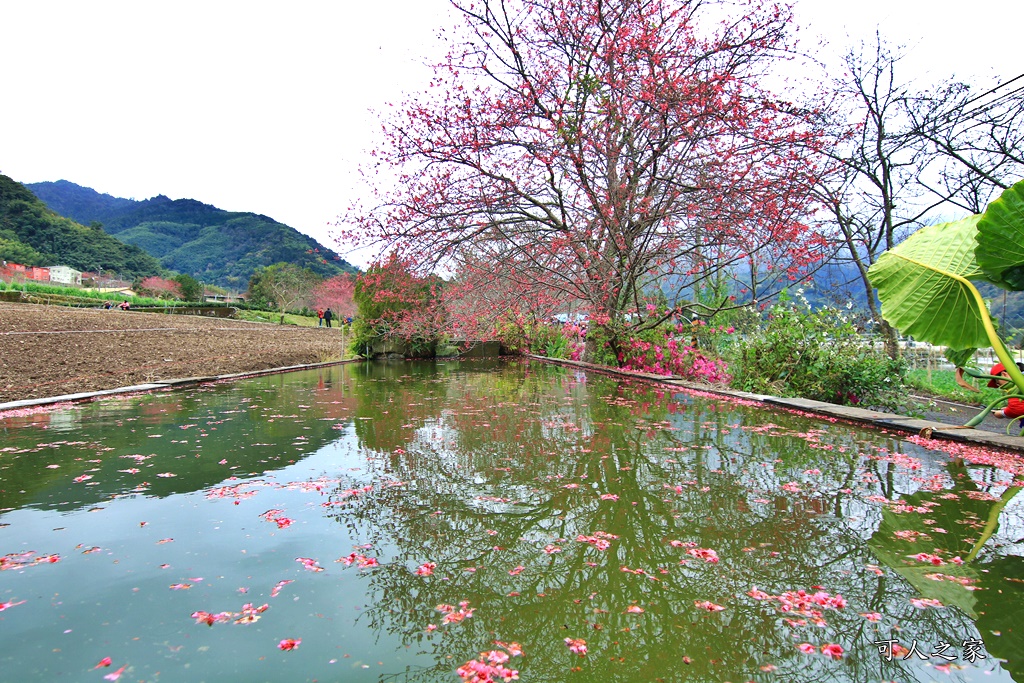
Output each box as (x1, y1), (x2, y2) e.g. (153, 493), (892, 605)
(0, 302), (345, 403)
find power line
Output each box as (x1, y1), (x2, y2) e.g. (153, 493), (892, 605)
(917, 74), (1024, 136)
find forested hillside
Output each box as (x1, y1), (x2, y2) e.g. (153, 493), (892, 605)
(28, 180), (357, 289)
(0, 175), (163, 278)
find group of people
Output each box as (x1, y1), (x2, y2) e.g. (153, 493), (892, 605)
(316, 308), (354, 328)
(102, 300), (131, 310)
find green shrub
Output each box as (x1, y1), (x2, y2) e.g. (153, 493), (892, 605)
(530, 325), (568, 357)
(728, 293), (906, 410)
(494, 318), (530, 355)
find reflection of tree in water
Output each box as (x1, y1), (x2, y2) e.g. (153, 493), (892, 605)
(322, 363), (1004, 682)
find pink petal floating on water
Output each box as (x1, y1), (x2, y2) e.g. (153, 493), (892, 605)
(270, 579), (294, 597)
(277, 638), (301, 651)
(821, 643), (844, 659)
(104, 665), (127, 681)
(686, 547), (719, 563)
(0, 599), (27, 611)
(73, 475), (92, 483)
(625, 605), (645, 613)
(295, 557), (323, 572)
(565, 638), (587, 656)
(93, 657), (112, 668)
(910, 597), (944, 609)
(694, 600), (725, 612)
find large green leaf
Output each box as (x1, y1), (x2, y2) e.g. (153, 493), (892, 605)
(977, 179), (1024, 290)
(867, 216), (991, 350)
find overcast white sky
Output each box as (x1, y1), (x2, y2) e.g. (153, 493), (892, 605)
(1, 1), (1020, 268)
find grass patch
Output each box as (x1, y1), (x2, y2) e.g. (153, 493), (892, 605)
(233, 309), (325, 326)
(0, 279), (168, 307)
(904, 368), (1005, 406)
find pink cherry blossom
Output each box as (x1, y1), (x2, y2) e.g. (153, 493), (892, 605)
(565, 637), (587, 655)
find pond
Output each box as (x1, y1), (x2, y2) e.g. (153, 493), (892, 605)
(1, 359), (1022, 683)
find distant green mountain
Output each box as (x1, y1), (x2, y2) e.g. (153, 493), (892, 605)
(27, 180), (357, 289)
(0, 174), (163, 278)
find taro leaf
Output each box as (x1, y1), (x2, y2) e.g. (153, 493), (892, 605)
(977, 179), (1024, 290)
(868, 216), (991, 351)
(945, 347), (977, 369)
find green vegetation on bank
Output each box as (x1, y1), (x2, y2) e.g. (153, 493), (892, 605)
(1, 279), (171, 308)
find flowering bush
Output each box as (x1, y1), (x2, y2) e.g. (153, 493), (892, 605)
(617, 323), (731, 383)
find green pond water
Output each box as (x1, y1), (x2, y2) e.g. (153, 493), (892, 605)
(1, 359), (1022, 683)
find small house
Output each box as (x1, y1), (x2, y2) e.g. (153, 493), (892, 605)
(48, 265), (83, 286)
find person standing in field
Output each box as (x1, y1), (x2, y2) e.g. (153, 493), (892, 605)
(317, 308), (324, 327)
(324, 308), (333, 328)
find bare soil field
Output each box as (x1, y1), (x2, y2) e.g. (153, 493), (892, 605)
(0, 302), (345, 403)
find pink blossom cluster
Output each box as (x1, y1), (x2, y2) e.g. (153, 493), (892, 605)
(618, 331), (730, 383)
(295, 556), (324, 572)
(261, 509), (294, 529)
(747, 586), (847, 626)
(694, 600), (726, 612)
(1, 551), (60, 570)
(561, 322), (587, 361)
(191, 602), (269, 626)
(337, 552), (379, 568)
(415, 561), (437, 576)
(576, 531), (618, 551)
(564, 637), (587, 655)
(438, 600), (475, 624)
(456, 642), (523, 682)
(278, 638), (301, 651)
(797, 642), (844, 659)
(685, 547), (720, 563)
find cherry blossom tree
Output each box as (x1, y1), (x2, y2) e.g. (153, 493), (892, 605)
(137, 276), (182, 300)
(344, 0), (826, 361)
(312, 274), (357, 321)
(351, 254), (446, 356)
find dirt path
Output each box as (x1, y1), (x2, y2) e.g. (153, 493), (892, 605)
(0, 302), (346, 403)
